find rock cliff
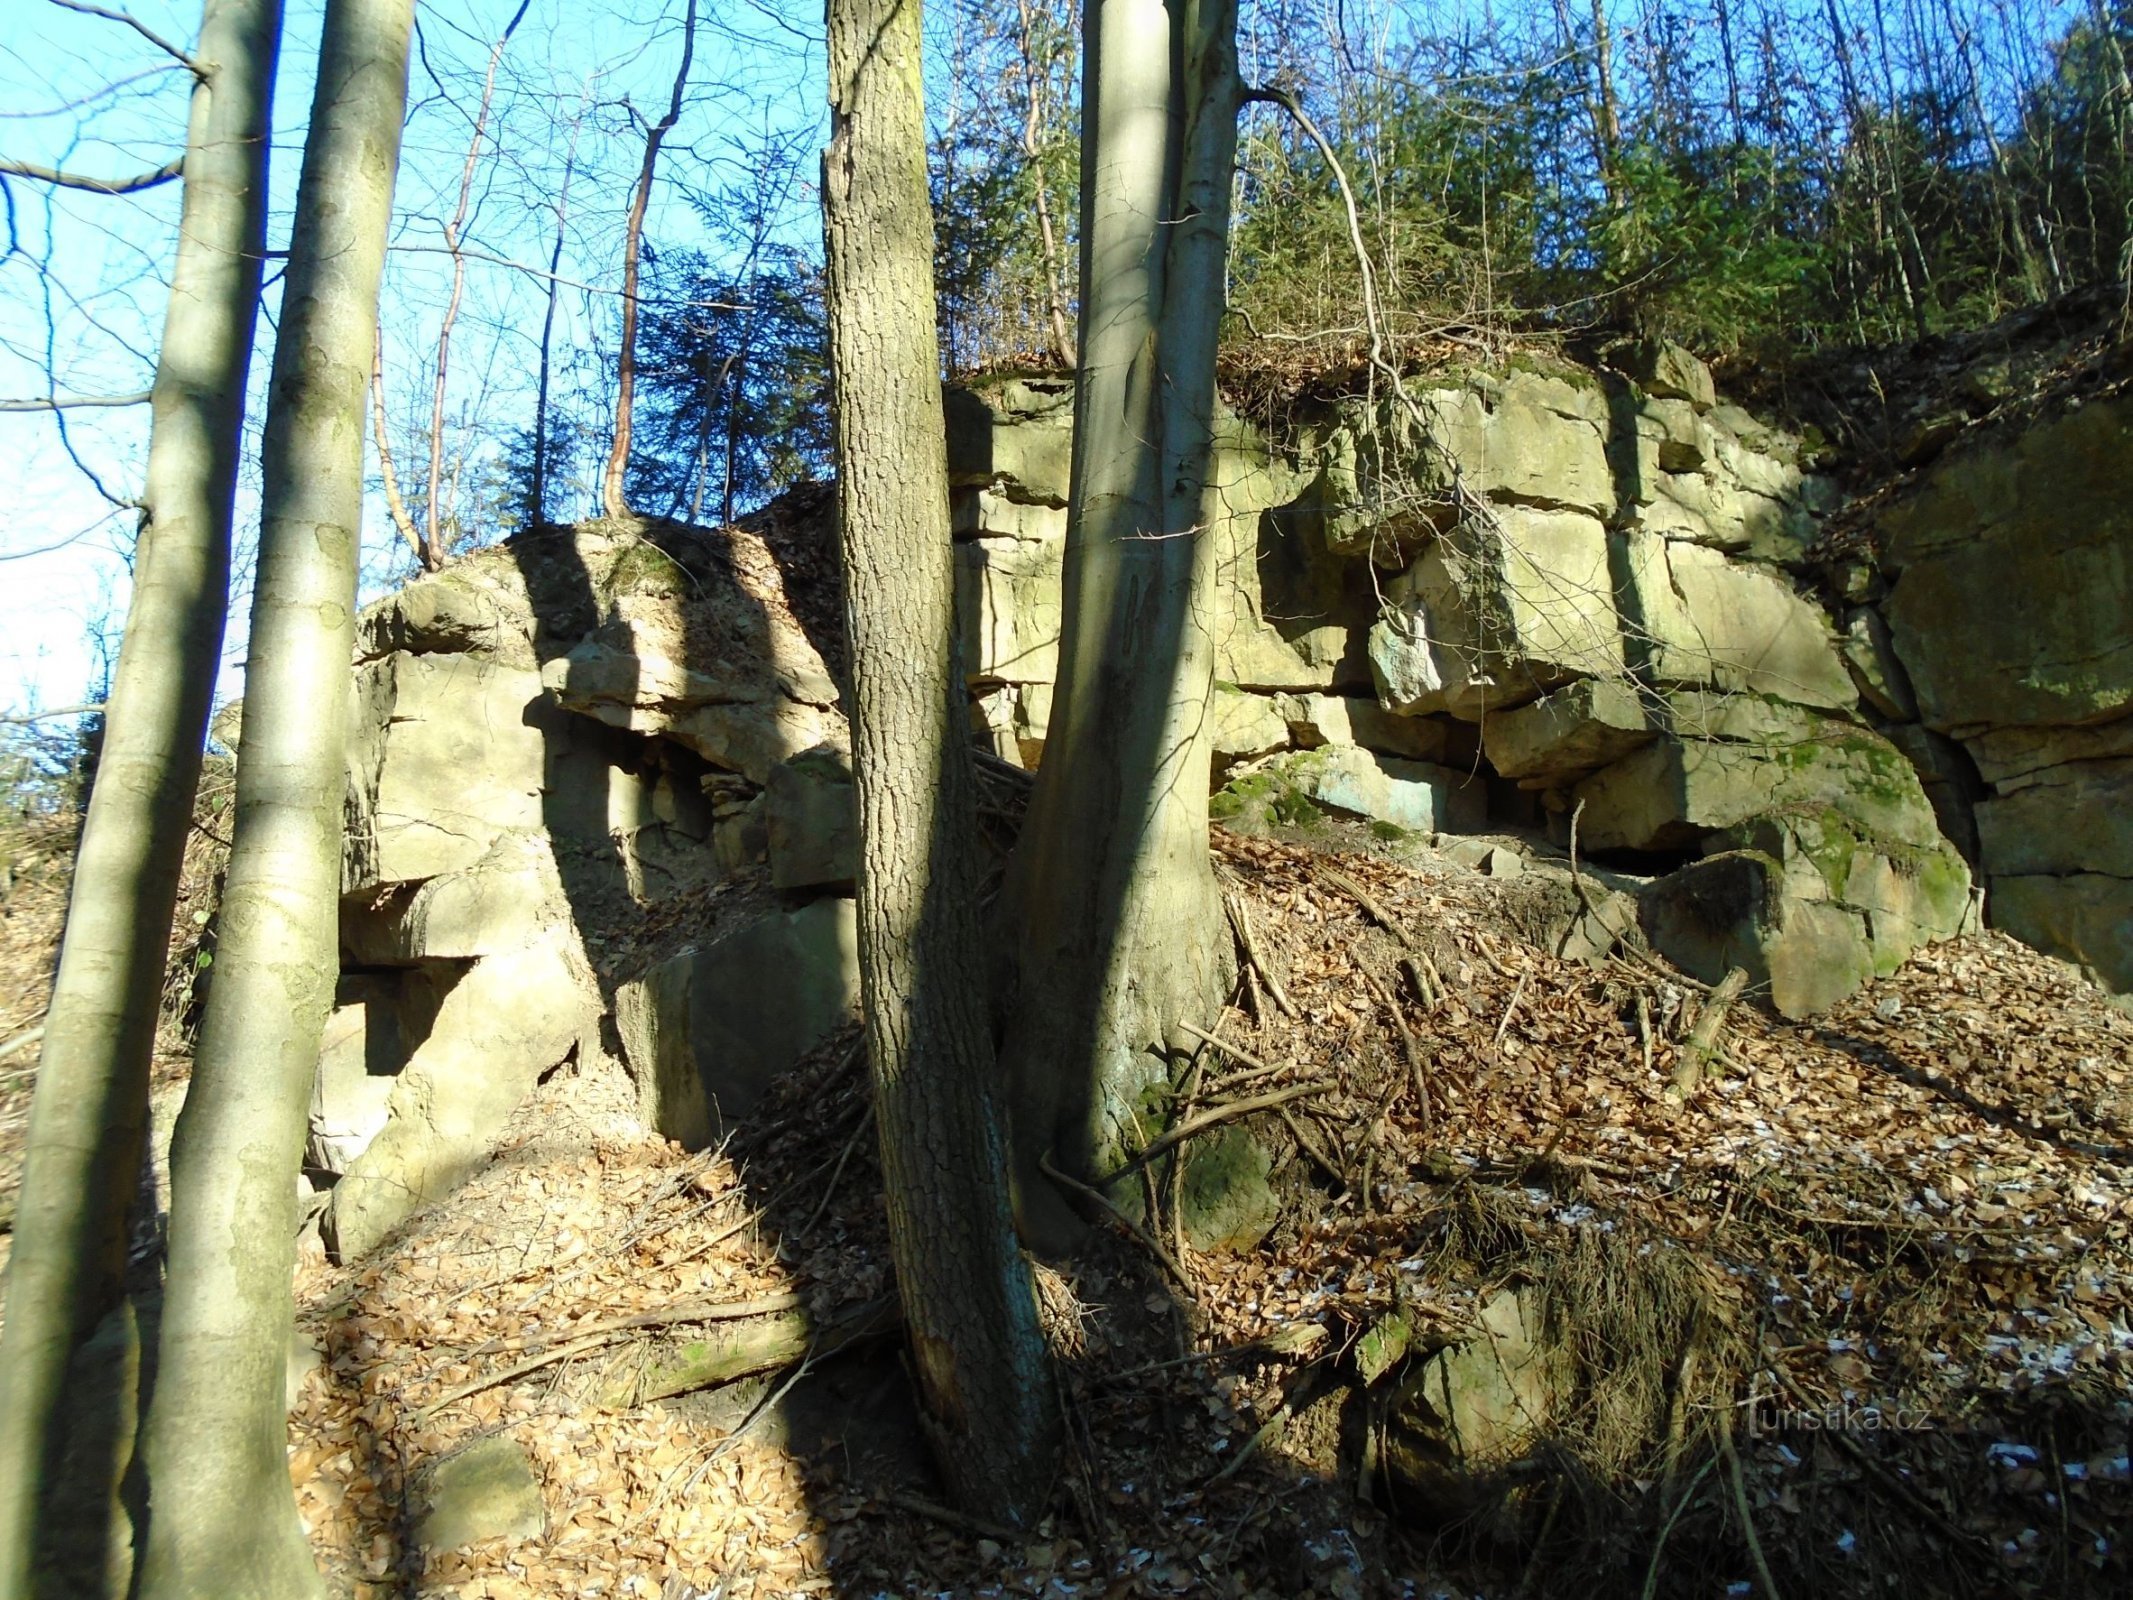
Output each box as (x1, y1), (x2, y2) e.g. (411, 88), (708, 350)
(306, 331), (2127, 1257)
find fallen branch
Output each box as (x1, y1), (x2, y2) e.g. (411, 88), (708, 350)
(607, 1295), (899, 1409)
(1318, 863), (1447, 998)
(1040, 1152), (1195, 1295)
(877, 1490), (1024, 1545)
(1106, 1078), (1337, 1186)
(1718, 1420), (1784, 1600)
(0, 1026), (45, 1063)
(1224, 891), (1296, 1018)
(1671, 967), (1749, 1096)
(1176, 1021), (1290, 1089)
(1359, 964), (1430, 1126)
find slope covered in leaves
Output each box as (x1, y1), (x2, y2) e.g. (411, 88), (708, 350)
(281, 819), (2131, 1600)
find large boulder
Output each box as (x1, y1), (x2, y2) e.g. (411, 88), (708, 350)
(615, 898), (862, 1148)
(326, 931), (598, 1259)
(1482, 677), (1654, 784)
(1879, 396), (2133, 737)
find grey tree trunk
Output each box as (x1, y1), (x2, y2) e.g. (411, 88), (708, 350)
(997, 0), (1241, 1238)
(134, 1), (412, 1594)
(822, 0), (1057, 1526)
(0, 4), (282, 1592)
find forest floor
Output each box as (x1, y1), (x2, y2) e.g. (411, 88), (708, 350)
(285, 824), (2133, 1600)
(3, 816), (2131, 1598)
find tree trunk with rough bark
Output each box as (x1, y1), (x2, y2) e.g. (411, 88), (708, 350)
(997, 0), (1240, 1243)
(823, 0), (1057, 1527)
(134, 1), (412, 1594)
(0, 4), (282, 1592)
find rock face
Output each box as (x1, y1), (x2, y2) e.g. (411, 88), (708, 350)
(950, 354), (1970, 1015)
(1864, 395), (2133, 993)
(315, 501), (857, 1257)
(312, 337), (2121, 1234)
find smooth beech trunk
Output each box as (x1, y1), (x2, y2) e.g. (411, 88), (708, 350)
(134, 1), (412, 1594)
(823, 0), (1057, 1525)
(998, 0), (1241, 1235)
(0, 4), (282, 1592)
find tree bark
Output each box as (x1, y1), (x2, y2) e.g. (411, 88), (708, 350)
(823, 0), (1058, 1526)
(600, 0), (698, 519)
(0, 4), (282, 1592)
(133, 1), (412, 1595)
(996, 0), (1240, 1242)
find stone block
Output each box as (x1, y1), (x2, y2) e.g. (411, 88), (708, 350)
(766, 746), (858, 890)
(1290, 746), (1487, 835)
(1881, 396), (2133, 734)
(344, 652), (551, 890)
(541, 639), (836, 786)
(1208, 686), (1291, 761)
(1623, 538), (1855, 709)
(341, 832), (565, 965)
(1640, 851), (1878, 1019)
(955, 535), (1064, 687)
(1574, 720), (1947, 856)
(415, 1436), (545, 1553)
(326, 934), (595, 1260)
(615, 898), (861, 1148)
(1975, 757), (2133, 880)
(1990, 873), (2133, 995)
(1280, 693), (1449, 761)
(1482, 678), (1654, 784)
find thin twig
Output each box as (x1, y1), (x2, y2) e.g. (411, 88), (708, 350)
(1718, 1421), (1784, 1600)
(1224, 891), (1296, 1018)
(1106, 1079), (1337, 1186)
(1039, 1152), (1195, 1295)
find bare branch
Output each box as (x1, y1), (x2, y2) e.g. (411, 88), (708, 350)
(0, 155), (185, 195)
(0, 704), (107, 725)
(45, 0), (203, 77)
(0, 390), (152, 412)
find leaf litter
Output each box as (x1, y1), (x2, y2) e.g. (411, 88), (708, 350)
(277, 820), (2130, 1597)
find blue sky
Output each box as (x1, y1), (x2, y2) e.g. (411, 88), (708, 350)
(0, 0), (824, 715)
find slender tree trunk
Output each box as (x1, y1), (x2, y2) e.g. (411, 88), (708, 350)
(134, 1), (412, 1594)
(529, 94), (588, 529)
(600, 0), (697, 519)
(371, 327), (423, 561)
(996, 0), (1239, 1243)
(0, 5), (282, 1592)
(823, 0), (1057, 1526)
(1014, 0), (1075, 366)
(422, 0), (527, 568)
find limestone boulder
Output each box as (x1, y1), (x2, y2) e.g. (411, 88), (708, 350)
(326, 932), (598, 1260)
(341, 832), (566, 965)
(1179, 1127), (1281, 1254)
(1208, 686), (1291, 762)
(766, 746), (859, 890)
(1574, 714), (1943, 856)
(357, 562), (533, 666)
(1881, 396), (2133, 736)
(1975, 757), (2133, 880)
(541, 636), (838, 786)
(307, 970), (453, 1175)
(344, 651), (553, 890)
(1277, 745), (1487, 835)
(944, 375), (1075, 502)
(1371, 507), (1624, 718)
(1280, 693), (1448, 761)
(1990, 874), (2133, 995)
(1640, 850), (1879, 1020)
(615, 898), (861, 1148)
(955, 535), (1063, 688)
(1482, 677), (1654, 784)
(414, 1436), (545, 1553)
(1386, 1287), (1570, 1513)
(1619, 535), (1856, 708)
